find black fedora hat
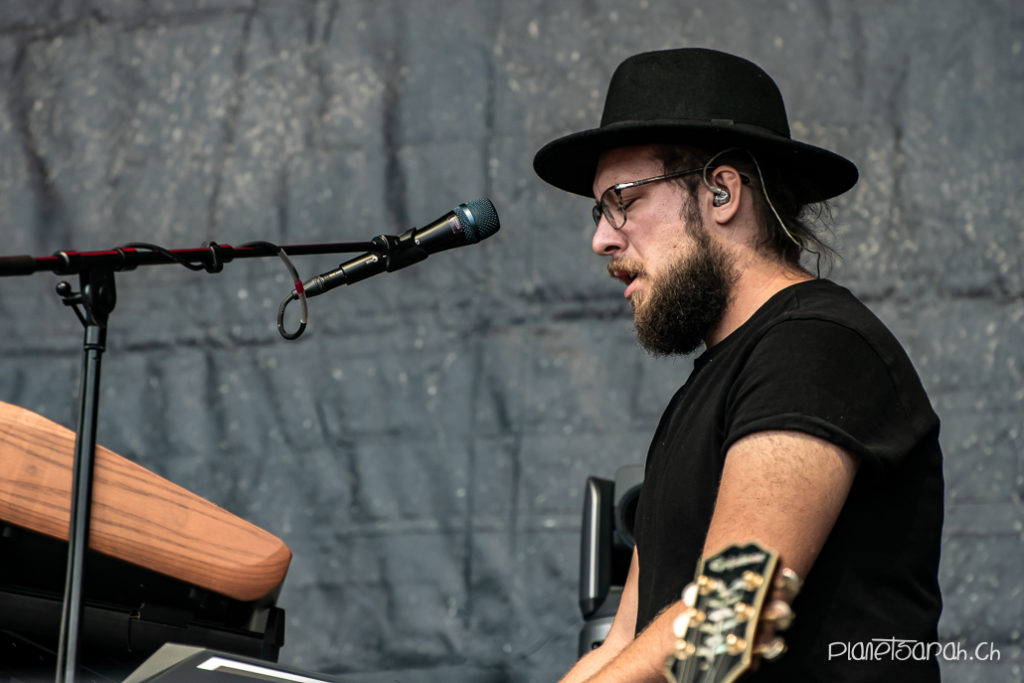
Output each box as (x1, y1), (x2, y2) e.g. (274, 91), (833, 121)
(533, 48), (858, 203)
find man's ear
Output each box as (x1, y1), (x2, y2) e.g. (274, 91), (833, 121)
(706, 165), (744, 224)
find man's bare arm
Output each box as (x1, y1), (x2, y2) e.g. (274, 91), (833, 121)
(703, 430), (858, 578)
(570, 429), (859, 681)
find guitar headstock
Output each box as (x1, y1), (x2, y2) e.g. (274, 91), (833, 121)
(664, 542), (799, 683)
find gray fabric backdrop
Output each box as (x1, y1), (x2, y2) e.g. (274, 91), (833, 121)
(1, 1), (1021, 681)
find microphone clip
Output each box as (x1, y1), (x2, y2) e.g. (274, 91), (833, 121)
(376, 231), (429, 273)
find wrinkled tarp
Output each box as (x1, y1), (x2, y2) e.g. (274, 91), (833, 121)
(0, 1), (1021, 680)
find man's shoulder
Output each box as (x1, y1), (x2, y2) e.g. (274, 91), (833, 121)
(753, 279), (902, 353)
(766, 279), (873, 322)
(697, 280), (880, 372)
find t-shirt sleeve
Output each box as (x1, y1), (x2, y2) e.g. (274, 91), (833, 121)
(722, 317), (935, 472)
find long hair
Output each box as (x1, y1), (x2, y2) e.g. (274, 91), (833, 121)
(652, 144), (837, 272)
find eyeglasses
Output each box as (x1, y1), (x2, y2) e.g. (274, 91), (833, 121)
(592, 167), (705, 230)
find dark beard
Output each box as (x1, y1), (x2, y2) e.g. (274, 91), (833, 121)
(633, 229), (736, 356)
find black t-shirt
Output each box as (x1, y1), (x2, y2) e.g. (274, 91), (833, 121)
(633, 279), (944, 681)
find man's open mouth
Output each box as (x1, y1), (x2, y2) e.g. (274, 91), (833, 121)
(607, 261), (645, 299)
(612, 270), (637, 286)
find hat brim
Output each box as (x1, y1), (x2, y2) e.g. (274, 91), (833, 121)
(533, 119), (858, 204)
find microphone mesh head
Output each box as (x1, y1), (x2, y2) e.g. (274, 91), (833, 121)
(455, 198), (500, 243)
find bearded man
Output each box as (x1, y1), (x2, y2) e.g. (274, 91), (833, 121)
(533, 49), (943, 682)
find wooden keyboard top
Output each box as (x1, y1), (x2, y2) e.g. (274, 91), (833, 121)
(0, 401), (291, 602)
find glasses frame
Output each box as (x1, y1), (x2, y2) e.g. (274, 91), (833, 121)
(592, 166), (752, 230)
(592, 167), (706, 230)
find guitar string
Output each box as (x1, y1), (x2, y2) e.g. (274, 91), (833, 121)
(675, 579), (735, 682)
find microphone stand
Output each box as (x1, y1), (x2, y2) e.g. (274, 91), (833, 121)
(0, 239), (385, 682)
(54, 268), (114, 683)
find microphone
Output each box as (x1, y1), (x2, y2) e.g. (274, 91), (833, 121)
(300, 198), (499, 297)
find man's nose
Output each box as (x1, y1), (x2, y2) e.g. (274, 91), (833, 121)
(592, 215), (627, 256)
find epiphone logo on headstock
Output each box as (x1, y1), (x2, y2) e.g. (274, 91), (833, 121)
(706, 551), (767, 573)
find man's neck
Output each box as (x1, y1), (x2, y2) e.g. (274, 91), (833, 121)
(706, 263), (813, 348)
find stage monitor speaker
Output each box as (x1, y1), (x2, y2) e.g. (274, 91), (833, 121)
(577, 464), (643, 656)
(579, 476), (614, 620)
(611, 465), (643, 551)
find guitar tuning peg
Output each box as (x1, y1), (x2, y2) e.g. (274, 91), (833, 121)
(672, 611), (691, 639)
(725, 633), (747, 656)
(681, 581), (698, 608)
(672, 606), (707, 639)
(741, 569), (764, 590)
(755, 636), (788, 661)
(696, 574), (722, 595)
(673, 640), (697, 661)
(762, 599), (794, 631)
(774, 567), (802, 600)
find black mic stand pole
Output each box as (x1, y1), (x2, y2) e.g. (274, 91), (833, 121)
(53, 268), (115, 683)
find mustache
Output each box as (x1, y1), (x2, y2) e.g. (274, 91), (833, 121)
(607, 258), (646, 279)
